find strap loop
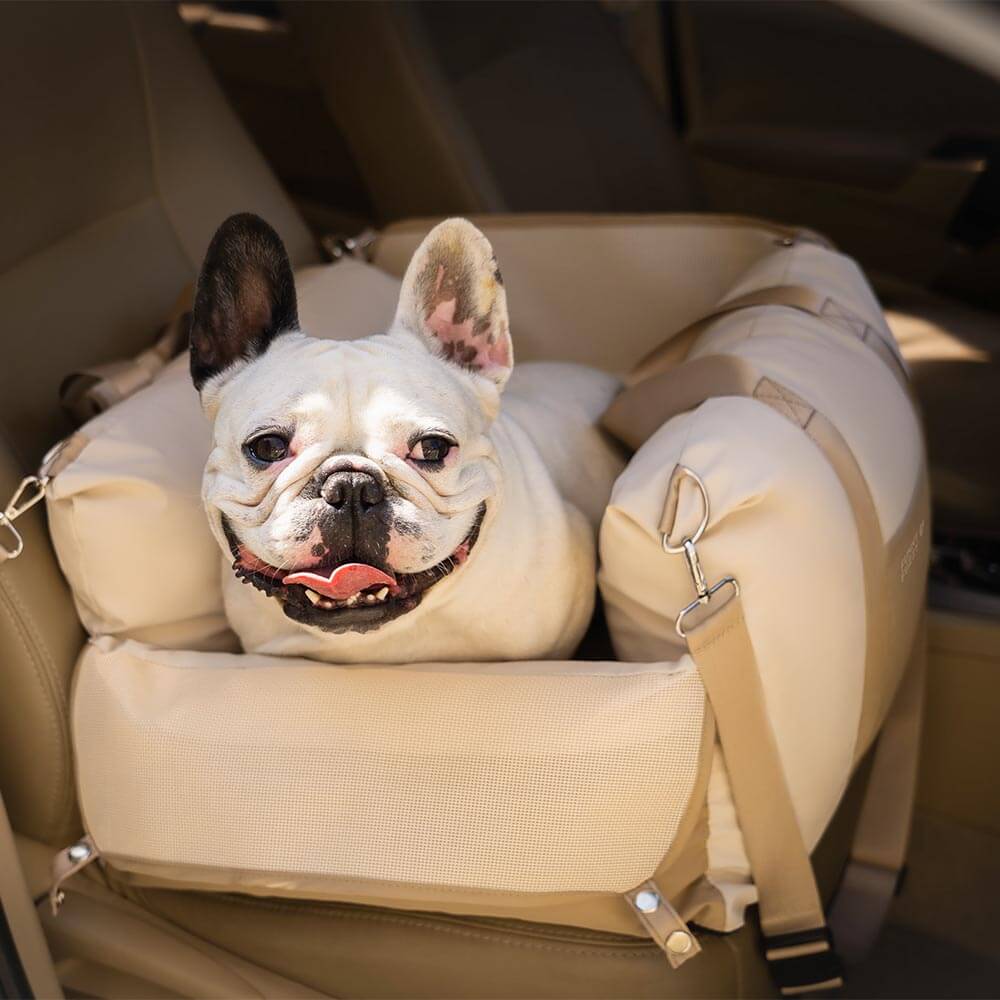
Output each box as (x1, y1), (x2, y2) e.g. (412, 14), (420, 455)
(765, 927), (844, 997)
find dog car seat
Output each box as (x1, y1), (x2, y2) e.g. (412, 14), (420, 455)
(10, 215), (927, 998)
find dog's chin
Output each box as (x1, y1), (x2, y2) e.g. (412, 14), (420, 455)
(224, 504), (486, 635)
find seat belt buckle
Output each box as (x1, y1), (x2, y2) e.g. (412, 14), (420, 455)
(764, 926), (844, 996)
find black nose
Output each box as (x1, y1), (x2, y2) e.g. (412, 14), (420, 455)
(320, 470), (385, 513)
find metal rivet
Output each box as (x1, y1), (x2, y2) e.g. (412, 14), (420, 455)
(635, 889), (660, 913)
(68, 842), (91, 863)
(666, 930), (693, 955)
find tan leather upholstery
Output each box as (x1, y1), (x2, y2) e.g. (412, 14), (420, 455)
(0, 2), (317, 467)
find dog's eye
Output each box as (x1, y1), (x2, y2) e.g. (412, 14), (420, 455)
(410, 435), (453, 464)
(244, 433), (289, 465)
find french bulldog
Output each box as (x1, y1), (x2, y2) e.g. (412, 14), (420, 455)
(190, 213), (623, 663)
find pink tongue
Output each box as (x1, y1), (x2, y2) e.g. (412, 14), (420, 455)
(283, 563), (396, 600)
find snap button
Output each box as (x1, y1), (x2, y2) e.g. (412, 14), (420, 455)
(635, 889), (660, 913)
(666, 930), (693, 955)
(67, 842), (91, 863)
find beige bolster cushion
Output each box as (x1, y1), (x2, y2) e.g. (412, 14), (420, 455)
(599, 240), (927, 929)
(46, 261), (403, 649)
(73, 637), (708, 935)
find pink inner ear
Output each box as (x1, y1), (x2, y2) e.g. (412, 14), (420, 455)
(426, 298), (509, 373)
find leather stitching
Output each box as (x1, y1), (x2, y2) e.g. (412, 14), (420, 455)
(141, 891), (668, 959)
(0, 575), (72, 840)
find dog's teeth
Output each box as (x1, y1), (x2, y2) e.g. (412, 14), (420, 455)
(319, 598), (335, 610)
(365, 593), (376, 604)
(304, 589), (322, 605)
(346, 594), (359, 607)
(376, 587), (389, 601)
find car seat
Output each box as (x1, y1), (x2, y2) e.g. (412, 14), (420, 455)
(0, 4), (923, 998)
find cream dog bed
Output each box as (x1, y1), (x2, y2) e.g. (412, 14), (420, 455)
(38, 216), (927, 993)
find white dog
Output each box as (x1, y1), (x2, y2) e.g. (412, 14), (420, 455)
(190, 214), (622, 663)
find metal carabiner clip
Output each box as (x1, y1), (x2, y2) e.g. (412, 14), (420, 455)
(0, 439), (67, 562)
(661, 466), (740, 638)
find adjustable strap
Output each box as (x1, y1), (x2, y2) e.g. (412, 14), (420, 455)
(685, 591), (843, 996)
(59, 283), (193, 425)
(627, 283), (908, 390)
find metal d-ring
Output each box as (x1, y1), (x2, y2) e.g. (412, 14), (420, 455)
(661, 467), (709, 555)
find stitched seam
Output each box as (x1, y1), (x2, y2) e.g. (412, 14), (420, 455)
(141, 892), (660, 959)
(1, 578), (75, 831)
(0, 578), (70, 837)
(692, 615), (744, 656)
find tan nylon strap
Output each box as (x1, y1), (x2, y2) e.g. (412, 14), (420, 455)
(685, 596), (835, 947)
(605, 354), (761, 451)
(603, 355), (890, 762)
(627, 283), (907, 390)
(684, 593), (843, 995)
(621, 356), (907, 985)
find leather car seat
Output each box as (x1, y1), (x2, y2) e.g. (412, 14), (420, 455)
(282, 0), (699, 221)
(0, 3), (903, 997)
(285, 0), (1000, 544)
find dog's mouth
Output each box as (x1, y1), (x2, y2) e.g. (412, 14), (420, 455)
(224, 504), (486, 634)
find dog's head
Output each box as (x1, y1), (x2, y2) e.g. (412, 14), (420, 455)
(191, 213), (513, 634)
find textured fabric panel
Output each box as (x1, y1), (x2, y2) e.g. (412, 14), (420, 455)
(74, 640), (705, 896)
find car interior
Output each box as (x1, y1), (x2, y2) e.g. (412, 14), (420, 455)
(1, 2), (999, 998)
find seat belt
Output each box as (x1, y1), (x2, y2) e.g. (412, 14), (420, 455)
(828, 625), (925, 963)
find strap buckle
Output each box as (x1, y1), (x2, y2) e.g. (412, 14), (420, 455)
(661, 466), (740, 637)
(764, 926), (844, 996)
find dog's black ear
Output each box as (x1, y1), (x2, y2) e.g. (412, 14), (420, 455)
(189, 214), (298, 390)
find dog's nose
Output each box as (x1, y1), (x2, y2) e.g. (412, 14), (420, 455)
(320, 470), (385, 513)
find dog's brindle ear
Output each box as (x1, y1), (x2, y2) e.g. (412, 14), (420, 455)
(189, 213), (298, 391)
(394, 218), (513, 388)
